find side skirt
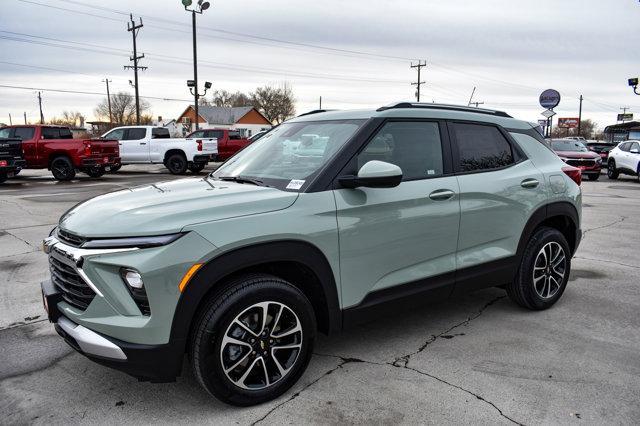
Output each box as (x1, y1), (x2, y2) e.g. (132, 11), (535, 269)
(342, 256), (517, 328)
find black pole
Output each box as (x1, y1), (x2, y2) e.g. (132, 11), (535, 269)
(192, 10), (199, 131)
(578, 95), (583, 137)
(37, 91), (44, 124)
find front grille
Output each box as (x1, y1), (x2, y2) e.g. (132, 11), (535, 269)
(567, 159), (595, 167)
(49, 255), (96, 311)
(57, 229), (86, 247)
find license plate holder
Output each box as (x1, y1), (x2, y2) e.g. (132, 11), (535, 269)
(41, 280), (62, 322)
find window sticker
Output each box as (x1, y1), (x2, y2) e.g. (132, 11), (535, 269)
(286, 179), (305, 190)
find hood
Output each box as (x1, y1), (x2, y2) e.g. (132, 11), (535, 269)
(59, 178), (298, 237)
(554, 151), (599, 159)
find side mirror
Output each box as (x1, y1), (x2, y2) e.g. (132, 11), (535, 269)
(339, 160), (402, 189)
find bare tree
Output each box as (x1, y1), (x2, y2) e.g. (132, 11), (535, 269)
(251, 83), (295, 124)
(49, 110), (85, 127)
(95, 92), (150, 125)
(209, 90), (253, 107)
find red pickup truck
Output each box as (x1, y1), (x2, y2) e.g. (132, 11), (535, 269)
(186, 128), (251, 161)
(0, 125), (120, 181)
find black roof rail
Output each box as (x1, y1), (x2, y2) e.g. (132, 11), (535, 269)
(376, 102), (512, 118)
(296, 109), (337, 117)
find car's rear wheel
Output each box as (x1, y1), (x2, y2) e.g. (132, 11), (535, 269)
(506, 227), (571, 310)
(190, 274), (316, 406)
(587, 173), (600, 181)
(85, 167), (106, 178)
(166, 153), (188, 175)
(607, 160), (619, 179)
(50, 156), (76, 181)
(189, 162), (206, 174)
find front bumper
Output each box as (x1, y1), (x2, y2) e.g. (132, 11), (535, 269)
(42, 279), (184, 382)
(0, 158), (26, 173)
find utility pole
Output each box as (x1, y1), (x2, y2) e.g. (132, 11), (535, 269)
(37, 91), (44, 124)
(102, 78), (113, 123)
(124, 14), (147, 125)
(23, 112), (27, 125)
(319, 96), (322, 109)
(577, 95), (583, 137)
(410, 60), (427, 102)
(8, 113), (12, 125)
(620, 106), (631, 122)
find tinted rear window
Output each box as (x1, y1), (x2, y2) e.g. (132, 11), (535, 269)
(451, 123), (514, 172)
(229, 131), (241, 140)
(152, 128), (170, 139)
(126, 128), (147, 140)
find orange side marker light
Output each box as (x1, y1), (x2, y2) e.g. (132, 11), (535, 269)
(178, 263), (203, 293)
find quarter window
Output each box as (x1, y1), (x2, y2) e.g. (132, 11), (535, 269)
(630, 142), (640, 152)
(451, 123), (514, 172)
(358, 121), (443, 180)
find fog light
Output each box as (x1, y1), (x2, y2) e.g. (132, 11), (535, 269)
(121, 269), (144, 289)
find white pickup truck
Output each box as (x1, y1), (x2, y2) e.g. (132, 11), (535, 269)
(101, 126), (217, 174)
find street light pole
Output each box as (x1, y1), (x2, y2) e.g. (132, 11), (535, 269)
(192, 10), (199, 130)
(182, 0), (210, 131)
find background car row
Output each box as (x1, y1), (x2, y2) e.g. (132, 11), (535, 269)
(0, 124), (260, 183)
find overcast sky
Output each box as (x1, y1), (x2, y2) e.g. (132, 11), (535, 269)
(1, 0), (638, 129)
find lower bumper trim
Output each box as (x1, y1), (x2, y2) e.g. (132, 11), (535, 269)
(57, 316), (127, 360)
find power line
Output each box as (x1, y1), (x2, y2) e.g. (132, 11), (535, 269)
(0, 33), (407, 84)
(0, 84), (193, 102)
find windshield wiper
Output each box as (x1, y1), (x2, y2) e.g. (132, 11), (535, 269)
(216, 175), (265, 186)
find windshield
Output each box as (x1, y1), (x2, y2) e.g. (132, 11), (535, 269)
(550, 140), (588, 152)
(211, 119), (364, 190)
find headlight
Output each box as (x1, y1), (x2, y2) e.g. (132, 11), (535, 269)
(120, 267), (150, 316)
(81, 233), (184, 249)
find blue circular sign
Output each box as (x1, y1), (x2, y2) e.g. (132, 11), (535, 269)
(539, 89), (561, 109)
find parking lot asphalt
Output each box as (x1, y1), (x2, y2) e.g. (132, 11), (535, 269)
(1, 166), (639, 425)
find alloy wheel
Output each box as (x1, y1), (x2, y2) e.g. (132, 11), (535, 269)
(532, 241), (566, 299)
(220, 301), (302, 390)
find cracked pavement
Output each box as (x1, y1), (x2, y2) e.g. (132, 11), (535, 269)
(1, 167), (639, 424)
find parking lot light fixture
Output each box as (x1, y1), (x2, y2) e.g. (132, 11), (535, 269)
(182, 0), (210, 130)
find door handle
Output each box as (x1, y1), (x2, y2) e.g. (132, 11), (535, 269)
(521, 178), (539, 188)
(428, 189), (455, 201)
(139, 142), (147, 145)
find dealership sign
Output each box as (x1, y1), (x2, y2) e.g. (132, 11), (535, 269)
(539, 89), (561, 109)
(617, 113), (633, 121)
(557, 118), (579, 129)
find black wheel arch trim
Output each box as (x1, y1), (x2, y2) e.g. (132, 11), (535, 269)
(169, 239), (342, 348)
(516, 201), (580, 259)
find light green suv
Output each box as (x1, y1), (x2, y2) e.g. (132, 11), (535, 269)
(41, 103), (582, 405)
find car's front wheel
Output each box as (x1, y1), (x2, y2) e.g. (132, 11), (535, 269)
(506, 227), (571, 310)
(50, 156), (76, 181)
(190, 274), (316, 406)
(607, 160), (619, 179)
(587, 173), (600, 181)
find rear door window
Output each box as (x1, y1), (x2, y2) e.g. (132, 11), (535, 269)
(229, 131), (241, 140)
(189, 130), (205, 138)
(42, 127), (60, 139)
(450, 123), (515, 172)
(104, 128), (125, 140)
(151, 128), (170, 139)
(125, 128), (147, 140)
(206, 130), (224, 139)
(59, 128), (73, 139)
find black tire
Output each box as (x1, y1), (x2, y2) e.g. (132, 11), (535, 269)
(85, 167), (106, 178)
(188, 163), (206, 174)
(166, 153), (188, 175)
(0, 173), (7, 184)
(50, 156), (76, 181)
(190, 274), (316, 406)
(607, 160), (619, 179)
(506, 226), (571, 310)
(587, 173), (600, 181)
(109, 164), (122, 173)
